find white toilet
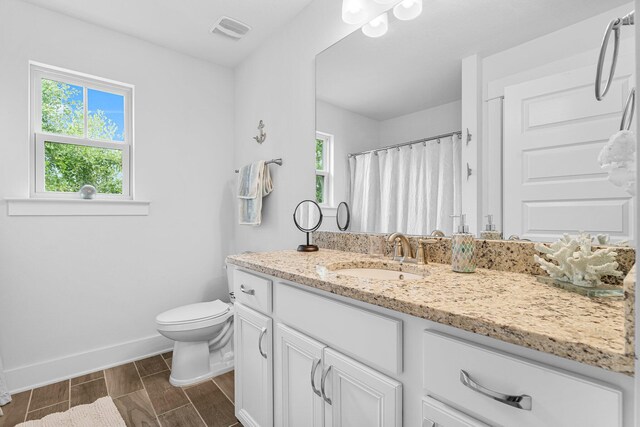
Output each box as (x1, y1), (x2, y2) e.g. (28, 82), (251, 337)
(156, 275), (234, 386)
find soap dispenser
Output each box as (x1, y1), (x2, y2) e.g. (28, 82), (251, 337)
(451, 214), (476, 273)
(480, 214), (503, 240)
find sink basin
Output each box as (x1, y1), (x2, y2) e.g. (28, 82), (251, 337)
(335, 268), (423, 280)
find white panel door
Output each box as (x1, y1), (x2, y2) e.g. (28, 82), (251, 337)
(274, 324), (326, 427)
(323, 348), (402, 427)
(504, 63), (634, 243)
(235, 303), (273, 427)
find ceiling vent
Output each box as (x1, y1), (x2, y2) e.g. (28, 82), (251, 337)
(210, 16), (251, 41)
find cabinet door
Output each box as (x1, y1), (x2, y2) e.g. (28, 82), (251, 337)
(235, 303), (273, 427)
(323, 348), (402, 427)
(275, 324), (325, 427)
(422, 396), (490, 427)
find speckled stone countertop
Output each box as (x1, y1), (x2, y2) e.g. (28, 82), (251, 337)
(226, 249), (633, 375)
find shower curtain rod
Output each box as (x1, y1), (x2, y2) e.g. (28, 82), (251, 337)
(347, 130), (462, 158)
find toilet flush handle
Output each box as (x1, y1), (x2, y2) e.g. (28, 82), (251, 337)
(240, 284), (255, 295)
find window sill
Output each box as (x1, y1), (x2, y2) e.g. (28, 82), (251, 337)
(322, 206), (337, 217)
(5, 198), (150, 216)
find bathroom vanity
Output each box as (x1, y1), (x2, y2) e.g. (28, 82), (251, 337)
(226, 249), (635, 427)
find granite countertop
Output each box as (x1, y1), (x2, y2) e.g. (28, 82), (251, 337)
(226, 249), (633, 375)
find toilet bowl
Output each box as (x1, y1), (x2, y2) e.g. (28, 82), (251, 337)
(156, 299), (234, 386)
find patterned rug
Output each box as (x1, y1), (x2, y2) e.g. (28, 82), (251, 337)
(16, 397), (125, 427)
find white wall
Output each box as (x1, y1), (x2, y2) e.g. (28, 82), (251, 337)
(378, 100), (462, 146)
(232, 0), (389, 252)
(0, 0), (235, 391)
(316, 100), (379, 231)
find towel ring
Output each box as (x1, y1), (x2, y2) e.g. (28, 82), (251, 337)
(595, 11), (634, 101)
(620, 88), (636, 131)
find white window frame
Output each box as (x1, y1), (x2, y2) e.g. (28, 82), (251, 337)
(29, 62), (134, 200)
(315, 131), (334, 208)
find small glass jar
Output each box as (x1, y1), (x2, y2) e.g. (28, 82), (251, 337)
(368, 235), (385, 258)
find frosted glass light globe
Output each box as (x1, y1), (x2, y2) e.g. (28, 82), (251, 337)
(393, 0), (423, 20)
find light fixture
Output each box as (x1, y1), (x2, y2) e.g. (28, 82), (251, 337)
(372, 0), (398, 4)
(362, 12), (389, 38)
(342, 0), (368, 25)
(393, 0), (423, 21)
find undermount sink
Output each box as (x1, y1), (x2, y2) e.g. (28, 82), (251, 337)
(334, 268), (423, 281)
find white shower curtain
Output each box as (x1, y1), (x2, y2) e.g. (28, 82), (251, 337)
(350, 134), (461, 235)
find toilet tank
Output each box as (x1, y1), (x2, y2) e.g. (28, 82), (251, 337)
(225, 263), (235, 301)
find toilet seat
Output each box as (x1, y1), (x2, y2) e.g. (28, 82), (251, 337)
(156, 300), (232, 332)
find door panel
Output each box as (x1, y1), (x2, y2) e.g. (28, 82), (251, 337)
(504, 62), (635, 243)
(275, 324), (325, 427)
(323, 348), (402, 427)
(235, 303), (273, 427)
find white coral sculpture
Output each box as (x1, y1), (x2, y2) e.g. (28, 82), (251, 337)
(534, 233), (623, 287)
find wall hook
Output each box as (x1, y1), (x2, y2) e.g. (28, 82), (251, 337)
(466, 162), (473, 180)
(253, 120), (267, 144)
(466, 128), (472, 145)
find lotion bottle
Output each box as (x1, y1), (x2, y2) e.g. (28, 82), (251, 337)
(480, 214), (502, 240)
(451, 214), (476, 273)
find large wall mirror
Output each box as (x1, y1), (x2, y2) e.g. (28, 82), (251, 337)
(316, 0), (636, 245)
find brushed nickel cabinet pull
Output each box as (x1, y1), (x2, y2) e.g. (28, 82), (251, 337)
(460, 370), (532, 410)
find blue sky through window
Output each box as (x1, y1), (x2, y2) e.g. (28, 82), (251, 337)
(88, 89), (125, 141)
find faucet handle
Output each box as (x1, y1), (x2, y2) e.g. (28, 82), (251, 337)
(393, 237), (403, 259)
(417, 239), (437, 264)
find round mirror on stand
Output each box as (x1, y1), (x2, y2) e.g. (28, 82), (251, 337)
(293, 200), (323, 252)
(336, 202), (350, 231)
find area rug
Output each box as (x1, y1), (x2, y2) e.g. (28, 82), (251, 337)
(16, 396), (125, 427)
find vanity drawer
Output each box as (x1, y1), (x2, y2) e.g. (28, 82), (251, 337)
(233, 269), (272, 315)
(422, 396), (490, 427)
(423, 331), (622, 427)
(275, 282), (402, 374)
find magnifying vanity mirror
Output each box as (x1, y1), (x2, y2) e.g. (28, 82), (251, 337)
(293, 200), (323, 252)
(336, 201), (351, 231)
(316, 0), (636, 246)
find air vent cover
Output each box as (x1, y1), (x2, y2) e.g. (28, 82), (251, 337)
(211, 16), (251, 40)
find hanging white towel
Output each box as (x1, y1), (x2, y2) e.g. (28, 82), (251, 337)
(238, 161), (273, 225)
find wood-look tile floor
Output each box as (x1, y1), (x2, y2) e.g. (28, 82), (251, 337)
(0, 352), (240, 427)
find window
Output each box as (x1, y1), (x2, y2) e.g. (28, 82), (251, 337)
(315, 132), (333, 206)
(30, 63), (133, 199)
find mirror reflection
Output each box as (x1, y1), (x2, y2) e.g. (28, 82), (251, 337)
(336, 201), (351, 231)
(316, 0), (635, 245)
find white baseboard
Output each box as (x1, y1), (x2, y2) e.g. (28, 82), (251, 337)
(6, 334), (173, 393)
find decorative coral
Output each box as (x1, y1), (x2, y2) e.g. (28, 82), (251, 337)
(598, 130), (636, 196)
(534, 233), (623, 287)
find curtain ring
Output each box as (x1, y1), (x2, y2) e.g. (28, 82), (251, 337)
(437, 138), (441, 144)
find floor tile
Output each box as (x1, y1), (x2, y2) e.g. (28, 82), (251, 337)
(158, 404), (205, 427)
(29, 380), (69, 411)
(70, 370), (104, 386)
(25, 401), (69, 421)
(70, 378), (108, 407)
(161, 352), (172, 360)
(105, 363), (143, 398)
(212, 371), (234, 404)
(136, 356), (169, 378)
(185, 381), (236, 427)
(0, 390), (31, 427)
(114, 389), (159, 427)
(141, 371), (189, 415)
(164, 358), (172, 370)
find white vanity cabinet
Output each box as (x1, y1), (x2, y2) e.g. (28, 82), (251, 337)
(231, 265), (629, 427)
(275, 324), (325, 427)
(274, 324), (402, 427)
(235, 303), (273, 427)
